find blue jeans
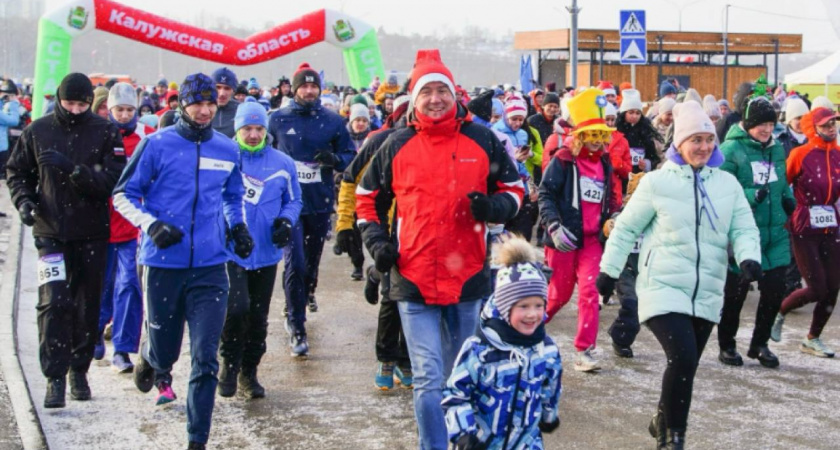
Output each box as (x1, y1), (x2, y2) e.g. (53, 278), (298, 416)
(398, 299), (482, 450)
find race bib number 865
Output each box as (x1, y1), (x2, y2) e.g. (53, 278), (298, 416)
(37, 254), (66, 286)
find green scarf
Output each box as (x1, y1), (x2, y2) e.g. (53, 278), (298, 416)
(236, 134), (267, 152)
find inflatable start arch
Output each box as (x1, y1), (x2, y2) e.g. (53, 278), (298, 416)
(33, 0), (386, 118)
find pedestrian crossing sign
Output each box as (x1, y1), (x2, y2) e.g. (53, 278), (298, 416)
(620, 10), (646, 36)
(620, 37), (648, 65)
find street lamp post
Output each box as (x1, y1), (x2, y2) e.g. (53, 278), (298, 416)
(567, 0), (581, 88)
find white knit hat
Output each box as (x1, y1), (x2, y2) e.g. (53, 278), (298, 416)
(658, 97), (676, 114)
(811, 96), (835, 112)
(107, 82), (137, 109)
(619, 89), (643, 113)
(684, 88), (702, 105)
(703, 95), (721, 119)
(604, 103), (618, 118)
(349, 103), (369, 123)
(673, 101), (716, 148)
(784, 98), (809, 125)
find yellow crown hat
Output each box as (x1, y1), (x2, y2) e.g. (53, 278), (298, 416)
(567, 88), (614, 134)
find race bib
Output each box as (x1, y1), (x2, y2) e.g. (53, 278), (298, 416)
(242, 174), (265, 205)
(294, 160), (322, 184)
(809, 205), (838, 228)
(631, 234), (644, 254)
(630, 148), (645, 166)
(37, 253), (66, 286)
(581, 176), (604, 203)
(751, 161), (778, 185)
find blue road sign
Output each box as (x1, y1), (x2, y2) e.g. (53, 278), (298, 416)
(619, 10), (646, 36)
(620, 37), (647, 65)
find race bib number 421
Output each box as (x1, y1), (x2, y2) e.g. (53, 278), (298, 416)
(581, 176), (605, 203)
(37, 253), (66, 286)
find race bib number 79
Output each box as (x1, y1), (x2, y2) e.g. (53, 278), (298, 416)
(37, 254), (66, 286)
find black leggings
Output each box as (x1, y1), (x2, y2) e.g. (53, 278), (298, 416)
(647, 313), (715, 432)
(718, 266), (786, 350)
(221, 262), (278, 372)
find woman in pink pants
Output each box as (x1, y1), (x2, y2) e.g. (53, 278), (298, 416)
(538, 88), (621, 372)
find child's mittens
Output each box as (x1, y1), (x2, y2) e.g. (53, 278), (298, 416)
(538, 417), (561, 434)
(455, 434), (481, 450)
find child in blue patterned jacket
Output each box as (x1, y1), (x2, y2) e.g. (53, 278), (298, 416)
(442, 236), (563, 450)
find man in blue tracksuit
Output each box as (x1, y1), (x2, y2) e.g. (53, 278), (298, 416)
(218, 98), (302, 399)
(113, 73), (254, 450)
(268, 62), (354, 356)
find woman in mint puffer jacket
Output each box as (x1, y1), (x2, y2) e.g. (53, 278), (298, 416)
(595, 101), (761, 450)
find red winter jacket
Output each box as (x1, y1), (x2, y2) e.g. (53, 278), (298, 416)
(786, 111), (840, 235)
(108, 125), (154, 243)
(356, 105), (525, 306)
(608, 130), (632, 181)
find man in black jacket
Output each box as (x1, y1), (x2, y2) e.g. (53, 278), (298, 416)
(6, 73), (126, 409)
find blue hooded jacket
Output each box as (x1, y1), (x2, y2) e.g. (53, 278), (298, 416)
(0, 98), (21, 152)
(114, 119), (245, 269)
(227, 142), (303, 269)
(442, 297), (562, 449)
(268, 98), (355, 215)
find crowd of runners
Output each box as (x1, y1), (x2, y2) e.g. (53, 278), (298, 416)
(0, 46), (838, 450)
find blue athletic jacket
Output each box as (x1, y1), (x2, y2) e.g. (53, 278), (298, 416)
(442, 298), (562, 450)
(268, 98), (355, 215)
(227, 142), (303, 270)
(113, 119), (245, 269)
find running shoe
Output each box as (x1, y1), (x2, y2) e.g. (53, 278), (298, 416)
(112, 352), (134, 373)
(375, 362), (395, 390)
(155, 381), (177, 405)
(351, 266), (364, 281)
(770, 313), (785, 342)
(800, 337), (835, 358)
(291, 332), (309, 357)
(574, 346), (601, 372)
(394, 364), (413, 388)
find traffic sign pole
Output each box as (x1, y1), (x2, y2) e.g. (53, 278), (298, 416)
(631, 64), (636, 88)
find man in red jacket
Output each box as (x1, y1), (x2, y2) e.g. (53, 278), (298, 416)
(356, 49), (524, 450)
(94, 82), (155, 372)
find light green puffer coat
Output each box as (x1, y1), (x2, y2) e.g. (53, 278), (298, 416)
(601, 160), (761, 324)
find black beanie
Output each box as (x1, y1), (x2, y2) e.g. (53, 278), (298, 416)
(467, 90), (494, 122)
(58, 73), (93, 104)
(292, 63), (321, 95)
(543, 92), (560, 106)
(742, 97), (777, 130)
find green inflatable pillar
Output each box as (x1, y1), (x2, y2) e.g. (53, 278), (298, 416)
(342, 30), (386, 90)
(32, 19), (73, 119)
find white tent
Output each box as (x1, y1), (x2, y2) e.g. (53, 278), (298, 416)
(785, 50), (840, 90)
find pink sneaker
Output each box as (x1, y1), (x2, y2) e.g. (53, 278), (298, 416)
(155, 382), (177, 405)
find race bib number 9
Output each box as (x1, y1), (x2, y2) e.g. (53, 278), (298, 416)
(581, 176), (604, 203)
(630, 148), (645, 166)
(37, 253), (66, 286)
(242, 174), (265, 205)
(809, 205), (838, 228)
(295, 161), (322, 184)
(751, 161), (778, 185)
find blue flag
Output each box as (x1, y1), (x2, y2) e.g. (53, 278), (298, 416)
(520, 55), (535, 94)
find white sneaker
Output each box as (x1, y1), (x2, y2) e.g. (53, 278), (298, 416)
(574, 346), (601, 372)
(800, 337), (835, 358)
(770, 313), (785, 342)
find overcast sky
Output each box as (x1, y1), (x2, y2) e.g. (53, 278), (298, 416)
(45, 0), (840, 53)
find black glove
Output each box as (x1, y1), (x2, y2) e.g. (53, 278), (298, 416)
(18, 200), (37, 226)
(538, 417), (561, 434)
(454, 434), (481, 450)
(314, 150), (340, 168)
(230, 223), (254, 258)
(335, 229), (354, 254)
(37, 150), (75, 174)
(754, 186), (769, 204)
(782, 197), (796, 216)
(739, 259), (763, 283)
(467, 191), (493, 222)
(595, 272), (617, 297)
(148, 220), (184, 249)
(271, 218), (292, 248)
(373, 242), (398, 273)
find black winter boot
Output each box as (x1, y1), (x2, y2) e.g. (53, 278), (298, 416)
(239, 367), (265, 399)
(69, 371), (91, 401)
(44, 377), (66, 408)
(648, 410), (666, 449)
(187, 441), (206, 450)
(718, 347), (744, 366)
(747, 345), (780, 369)
(134, 354), (155, 393)
(666, 430), (685, 450)
(217, 363), (238, 398)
